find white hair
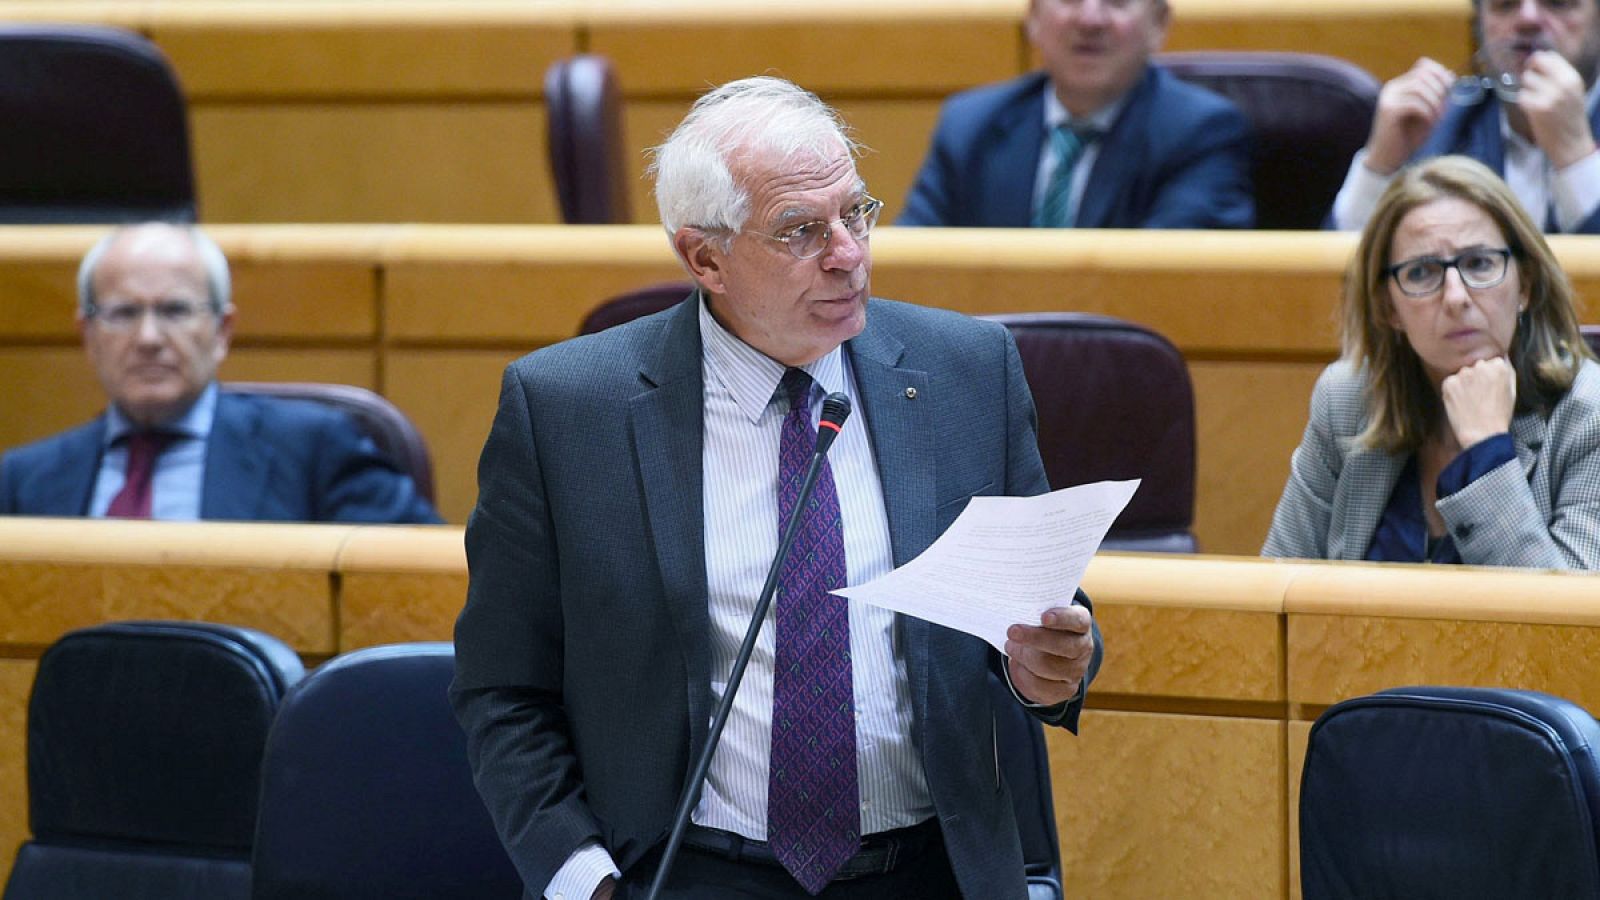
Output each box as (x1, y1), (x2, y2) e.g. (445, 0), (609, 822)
(77, 223), (232, 315)
(648, 76), (861, 243)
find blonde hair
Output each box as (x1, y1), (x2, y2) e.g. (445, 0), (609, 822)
(1343, 155), (1592, 452)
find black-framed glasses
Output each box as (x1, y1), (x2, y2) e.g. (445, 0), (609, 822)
(752, 196), (883, 260)
(87, 300), (212, 332)
(1386, 247), (1514, 297)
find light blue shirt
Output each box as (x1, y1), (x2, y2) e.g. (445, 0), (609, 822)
(90, 382), (218, 520)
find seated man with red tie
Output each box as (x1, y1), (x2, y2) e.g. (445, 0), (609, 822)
(0, 222), (439, 523)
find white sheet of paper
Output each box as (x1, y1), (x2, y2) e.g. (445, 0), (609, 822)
(832, 479), (1139, 653)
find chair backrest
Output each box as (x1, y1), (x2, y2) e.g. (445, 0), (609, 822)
(223, 382), (436, 504)
(1582, 324), (1600, 358)
(1157, 51), (1380, 230)
(577, 281), (694, 335)
(0, 25), (196, 224)
(251, 643), (522, 900)
(987, 673), (1064, 900)
(983, 313), (1197, 552)
(545, 53), (631, 224)
(1300, 686), (1600, 899)
(5, 621), (303, 900)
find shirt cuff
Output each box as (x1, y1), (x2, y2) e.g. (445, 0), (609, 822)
(1437, 433), (1517, 498)
(1331, 150), (1396, 231)
(1552, 149), (1600, 232)
(544, 842), (620, 900)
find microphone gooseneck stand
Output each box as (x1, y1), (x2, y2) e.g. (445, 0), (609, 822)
(642, 391), (852, 900)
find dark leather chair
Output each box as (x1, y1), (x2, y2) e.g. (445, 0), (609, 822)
(1581, 324), (1600, 358)
(1157, 51), (1380, 230)
(545, 53), (631, 224)
(251, 643), (522, 900)
(577, 281), (694, 334)
(1300, 686), (1600, 898)
(0, 25), (196, 224)
(988, 673), (1064, 900)
(984, 313), (1197, 553)
(224, 382), (436, 504)
(4, 621), (303, 900)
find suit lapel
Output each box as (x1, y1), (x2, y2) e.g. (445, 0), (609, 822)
(201, 393), (271, 520)
(1077, 69), (1154, 228)
(631, 297), (712, 752)
(32, 419), (106, 515)
(984, 85), (1047, 227)
(846, 311), (937, 740)
(1333, 446), (1405, 561)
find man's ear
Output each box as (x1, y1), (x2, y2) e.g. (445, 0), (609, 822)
(673, 227), (729, 296)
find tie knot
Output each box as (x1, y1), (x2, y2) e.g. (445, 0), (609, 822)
(1053, 122), (1098, 151)
(780, 368), (814, 415)
(123, 430), (177, 457)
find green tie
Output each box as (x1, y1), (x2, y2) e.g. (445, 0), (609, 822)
(1033, 124), (1093, 228)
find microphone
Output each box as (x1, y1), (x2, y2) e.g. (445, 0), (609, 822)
(644, 391), (852, 900)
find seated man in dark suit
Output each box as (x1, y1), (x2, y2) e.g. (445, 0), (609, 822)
(1332, 0), (1600, 233)
(0, 222), (440, 523)
(898, 0), (1253, 229)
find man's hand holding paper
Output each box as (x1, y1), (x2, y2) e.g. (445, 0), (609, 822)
(832, 479), (1137, 704)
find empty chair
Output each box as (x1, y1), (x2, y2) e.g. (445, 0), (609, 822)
(251, 643), (522, 900)
(577, 281), (694, 335)
(5, 621), (303, 900)
(1300, 686), (1600, 898)
(545, 53), (631, 224)
(0, 25), (196, 223)
(223, 382), (436, 504)
(988, 673), (1065, 900)
(1157, 51), (1380, 230)
(984, 312), (1196, 552)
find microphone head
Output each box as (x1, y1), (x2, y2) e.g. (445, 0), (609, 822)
(815, 392), (851, 455)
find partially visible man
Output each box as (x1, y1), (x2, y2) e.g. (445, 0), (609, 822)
(898, 0), (1253, 228)
(1332, 0), (1600, 233)
(0, 223), (440, 523)
(454, 77), (1101, 900)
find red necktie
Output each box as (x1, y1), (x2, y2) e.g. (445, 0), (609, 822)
(106, 432), (175, 519)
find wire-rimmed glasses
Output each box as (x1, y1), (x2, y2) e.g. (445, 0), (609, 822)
(86, 300), (212, 332)
(1386, 247), (1514, 297)
(1450, 41), (1543, 106)
(751, 196), (883, 260)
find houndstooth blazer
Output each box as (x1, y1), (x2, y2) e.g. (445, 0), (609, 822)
(1263, 358), (1600, 569)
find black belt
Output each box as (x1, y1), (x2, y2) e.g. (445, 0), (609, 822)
(680, 818), (941, 881)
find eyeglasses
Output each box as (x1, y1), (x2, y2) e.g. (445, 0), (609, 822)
(751, 196), (883, 260)
(88, 300), (212, 332)
(1386, 248), (1514, 297)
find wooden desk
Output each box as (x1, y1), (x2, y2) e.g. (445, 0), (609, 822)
(11, 0), (1467, 224)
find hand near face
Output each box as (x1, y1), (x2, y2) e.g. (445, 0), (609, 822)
(1005, 604), (1094, 707)
(1366, 58), (1456, 175)
(1518, 50), (1598, 169)
(1442, 356), (1518, 449)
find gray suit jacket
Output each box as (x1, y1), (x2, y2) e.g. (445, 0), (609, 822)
(1263, 359), (1600, 568)
(452, 296), (1098, 899)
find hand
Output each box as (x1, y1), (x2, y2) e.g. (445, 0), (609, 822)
(1365, 57), (1456, 174)
(1518, 50), (1597, 169)
(1005, 604), (1094, 707)
(1441, 357), (1517, 449)
(592, 877), (618, 900)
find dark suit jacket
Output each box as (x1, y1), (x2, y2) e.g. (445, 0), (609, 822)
(0, 390), (440, 523)
(1410, 96), (1600, 234)
(897, 67), (1254, 228)
(452, 296), (1102, 899)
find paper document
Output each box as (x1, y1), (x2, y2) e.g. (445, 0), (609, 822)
(832, 480), (1138, 653)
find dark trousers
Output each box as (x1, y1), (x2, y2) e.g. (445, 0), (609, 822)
(620, 830), (964, 899)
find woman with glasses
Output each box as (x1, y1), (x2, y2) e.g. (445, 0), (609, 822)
(1265, 155), (1600, 568)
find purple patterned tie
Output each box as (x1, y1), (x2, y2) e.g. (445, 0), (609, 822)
(105, 431), (175, 519)
(768, 368), (859, 895)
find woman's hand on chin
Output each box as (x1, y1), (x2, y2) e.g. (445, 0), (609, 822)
(1441, 356), (1517, 449)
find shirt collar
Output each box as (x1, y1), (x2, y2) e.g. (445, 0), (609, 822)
(1042, 82), (1126, 135)
(103, 381), (218, 448)
(697, 289), (846, 424)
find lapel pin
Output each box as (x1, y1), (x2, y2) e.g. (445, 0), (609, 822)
(904, 387), (917, 399)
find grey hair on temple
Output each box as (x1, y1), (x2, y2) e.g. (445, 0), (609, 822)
(77, 224), (233, 316)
